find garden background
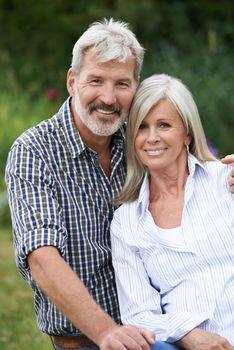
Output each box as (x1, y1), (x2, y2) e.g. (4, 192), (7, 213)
(0, 1), (234, 349)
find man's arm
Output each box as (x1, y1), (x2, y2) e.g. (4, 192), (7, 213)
(221, 154), (234, 193)
(6, 143), (155, 350)
(176, 328), (234, 350)
(28, 246), (155, 350)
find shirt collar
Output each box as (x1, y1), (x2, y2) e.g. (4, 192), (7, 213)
(136, 153), (206, 220)
(187, 152), (206, 177)
(58, 97), (125, 158)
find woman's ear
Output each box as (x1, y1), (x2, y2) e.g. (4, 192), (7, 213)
(185, 134), (191, 147)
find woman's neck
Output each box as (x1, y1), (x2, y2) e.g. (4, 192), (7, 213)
(148, 156), (189, 229)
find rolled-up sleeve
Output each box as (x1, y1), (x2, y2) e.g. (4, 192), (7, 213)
(5, 142), (67, 284)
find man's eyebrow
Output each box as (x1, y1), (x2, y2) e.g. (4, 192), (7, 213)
(86, 74), (101, 79)
(85, 75), (133, 83)
(117, 77), (132, 81)
(116, 78), (134, 85)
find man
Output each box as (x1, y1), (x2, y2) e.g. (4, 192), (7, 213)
(5, 18), (234, 350)
(5, 18), (154, 350)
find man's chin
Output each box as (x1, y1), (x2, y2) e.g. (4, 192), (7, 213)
(81, 113), (126, 136)
(91, 128), (117, 137)
(90, 123), (123, 137)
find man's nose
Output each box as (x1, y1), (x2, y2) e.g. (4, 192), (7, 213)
(99, 85), (117, 105)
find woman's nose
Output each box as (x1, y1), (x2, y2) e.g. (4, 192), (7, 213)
(146, 128), (161, 143)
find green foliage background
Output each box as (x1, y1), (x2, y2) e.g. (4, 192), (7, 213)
(0, 1), (234, 348)
(1, 0), (234, 183)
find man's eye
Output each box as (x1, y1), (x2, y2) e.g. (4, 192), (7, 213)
(90, 79), (101, 85)
(117, 82), (129, 88)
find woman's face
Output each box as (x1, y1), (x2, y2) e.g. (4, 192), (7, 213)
(134, 99), (190, 172)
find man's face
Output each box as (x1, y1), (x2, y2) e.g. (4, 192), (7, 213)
(68, 51), (138, 137)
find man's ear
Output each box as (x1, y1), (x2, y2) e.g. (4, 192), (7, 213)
(67, 68), (76, 96)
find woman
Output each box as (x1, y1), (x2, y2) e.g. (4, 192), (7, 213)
(111, 74), (234, 350)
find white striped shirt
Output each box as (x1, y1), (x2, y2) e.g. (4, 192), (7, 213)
(111, 154), (234, 344)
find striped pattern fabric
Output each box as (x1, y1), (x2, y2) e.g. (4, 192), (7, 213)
(111, 154), (234, 344)
(5, 98), (125, 335)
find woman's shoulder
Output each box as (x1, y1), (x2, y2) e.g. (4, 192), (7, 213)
(203, 159), (232, 193)
(112, 200), (138, 235)
(114, 200), (138, 220)
(204, 159), (231, 176)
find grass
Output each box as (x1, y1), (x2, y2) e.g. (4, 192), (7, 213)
(0, 226), (51, 350)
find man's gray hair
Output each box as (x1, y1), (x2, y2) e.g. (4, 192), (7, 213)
(71, 18), (144, 80)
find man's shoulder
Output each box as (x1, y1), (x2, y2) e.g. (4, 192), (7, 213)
(14, 113), (60, 148)
(6, 115), (62, 172)
(10, 98), (73, 160)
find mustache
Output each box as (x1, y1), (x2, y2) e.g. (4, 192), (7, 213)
(88, 102), (122, 114)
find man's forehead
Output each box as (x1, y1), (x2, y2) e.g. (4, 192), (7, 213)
(82, 48), (136, 70)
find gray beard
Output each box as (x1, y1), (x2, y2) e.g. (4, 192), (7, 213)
(74, 93), (127, 136)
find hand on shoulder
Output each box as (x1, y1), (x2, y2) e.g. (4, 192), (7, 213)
(221, 154), (234, 193)
(221, 154), (234, 164)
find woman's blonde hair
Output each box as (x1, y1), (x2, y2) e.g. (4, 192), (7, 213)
(116, 73), (216, 204)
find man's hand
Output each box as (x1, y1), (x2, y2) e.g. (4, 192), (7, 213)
(99, 324), (155, 350)
(176, 328), (234, 350)
(221, 154), (234, 193)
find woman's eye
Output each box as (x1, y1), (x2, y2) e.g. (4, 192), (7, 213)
(159, 123), (170, 128)
(138, 123), (147, 129)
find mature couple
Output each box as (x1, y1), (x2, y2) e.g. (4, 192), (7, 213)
(6, 18), (234, 350)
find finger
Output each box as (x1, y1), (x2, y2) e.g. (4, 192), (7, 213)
(130, 333), (152, 350)
(222, 338), (234, 350)
(123, 326), (152, 350)
(139, 328), (156, 345)
(221, 155), (234, 164)
(228, 170), (234, 179)
(109, 326), (151, 350)
(119, 333), (149, 350)
(228, 176), (234, 191)
(209, 336), (233, 350)
(104, 339), (127, 350)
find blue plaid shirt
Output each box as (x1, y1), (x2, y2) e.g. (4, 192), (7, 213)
(5, 98), (126, 335)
